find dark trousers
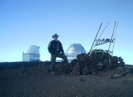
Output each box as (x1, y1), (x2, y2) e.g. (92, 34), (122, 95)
(51, 53), (68, 72)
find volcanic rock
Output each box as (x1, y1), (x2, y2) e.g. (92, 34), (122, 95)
(58, 49), (126, 77)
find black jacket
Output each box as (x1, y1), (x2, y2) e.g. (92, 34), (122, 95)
(48, 40), (64, 55)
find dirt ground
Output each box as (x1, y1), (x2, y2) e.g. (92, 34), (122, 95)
(0, 63), (133, 97)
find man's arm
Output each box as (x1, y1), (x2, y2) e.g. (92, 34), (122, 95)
(48, 42), (52, 54)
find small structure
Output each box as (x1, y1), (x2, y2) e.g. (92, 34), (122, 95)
(22, 45), (40, 62)
(89, 21), (119, 56)
(89, 21), (119, 66)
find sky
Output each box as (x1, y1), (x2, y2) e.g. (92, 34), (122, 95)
(0, 0), (133, 64)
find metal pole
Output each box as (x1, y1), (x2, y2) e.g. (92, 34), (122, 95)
(108, 21), (117, 51)
(89, 23), (103, 56)
(98, 22), (109, 39)
(108, 21), (117, 66)
(112, 21), (119, 56)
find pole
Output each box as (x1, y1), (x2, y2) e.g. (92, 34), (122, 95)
(89, 23), (102, 56)
(112, 21), (119, 56)
(108, 21), (117, 67)
(98, 22), (109, 39)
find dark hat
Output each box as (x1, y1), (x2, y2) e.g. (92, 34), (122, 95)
(52, 34), (59, 38)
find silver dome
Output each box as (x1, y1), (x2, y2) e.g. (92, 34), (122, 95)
(66, 43), (86, 57)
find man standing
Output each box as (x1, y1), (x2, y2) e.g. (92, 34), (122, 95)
(48, 34), (68, 74)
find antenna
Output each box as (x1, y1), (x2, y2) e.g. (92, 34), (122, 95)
(89, 21), (119, 67)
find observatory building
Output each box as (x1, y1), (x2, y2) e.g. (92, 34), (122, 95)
(66, 43), (86, 62)
(22, 45), (40, 62)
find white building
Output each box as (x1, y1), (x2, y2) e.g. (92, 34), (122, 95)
(22, 45), (40, 62)
(66, 43), (86, 62)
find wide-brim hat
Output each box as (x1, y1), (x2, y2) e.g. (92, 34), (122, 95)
(52, 34), (59, 38)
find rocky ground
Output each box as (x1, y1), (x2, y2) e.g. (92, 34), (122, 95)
(0, 62), (133, 97)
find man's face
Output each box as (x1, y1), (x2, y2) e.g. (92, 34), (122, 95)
(54, 36), (58, 40)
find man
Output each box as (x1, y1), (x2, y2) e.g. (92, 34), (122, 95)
(48, 34), (68, 74)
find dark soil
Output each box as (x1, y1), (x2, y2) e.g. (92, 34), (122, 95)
(0, 63), (133, 97)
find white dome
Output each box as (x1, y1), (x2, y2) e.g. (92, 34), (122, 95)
(27, 45), (40, 54)
(66, 45), (75, 53)
(66, 44), (86, 57)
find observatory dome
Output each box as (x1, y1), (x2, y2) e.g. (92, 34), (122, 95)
(66, 44), (86, 57)
(27, 45), (40, 54)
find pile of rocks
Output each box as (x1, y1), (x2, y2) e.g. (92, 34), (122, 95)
(58, 49), (125, 76)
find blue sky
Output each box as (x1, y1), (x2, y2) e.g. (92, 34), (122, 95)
(0, 0), (133, 64)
